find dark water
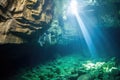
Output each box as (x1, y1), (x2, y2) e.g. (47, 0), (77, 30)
(0, 27), (120, 80)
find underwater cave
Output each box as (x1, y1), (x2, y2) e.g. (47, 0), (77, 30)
(0, 0), (120, 80)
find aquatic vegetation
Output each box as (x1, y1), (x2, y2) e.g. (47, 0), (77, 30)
(82, 57), (120, 80)
(10, 55), (120, 80)
(82, 57), (117, 72)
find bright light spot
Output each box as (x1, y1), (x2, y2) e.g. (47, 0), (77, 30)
(83, 62), (95, 70)
(103, 66), (118, 73)
(70, 0), (78, 14)
(63, 15), (67, 20)
(109, 67), (117, 72)
(83, 60), (118, 73)
(83, 61), (105, 70)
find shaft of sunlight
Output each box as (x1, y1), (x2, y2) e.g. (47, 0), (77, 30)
(70, 0), (78, 15)
(75, 13), (97, 58)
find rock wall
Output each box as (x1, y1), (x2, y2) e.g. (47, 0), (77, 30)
(0, 0), (54, 44)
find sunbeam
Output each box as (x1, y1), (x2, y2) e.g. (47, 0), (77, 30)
(69, 0), (97, 58)
(75, 13), (97, 58)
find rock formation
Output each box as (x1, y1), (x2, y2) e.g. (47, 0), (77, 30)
(0, 0), (120, 44)
(0, 0), (54, 44)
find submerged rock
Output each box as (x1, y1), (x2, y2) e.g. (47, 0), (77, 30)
(77, 74), (92, 80)
(0, 0), (54, 44)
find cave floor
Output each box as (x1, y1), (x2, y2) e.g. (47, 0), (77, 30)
(8, 54), (120, 80)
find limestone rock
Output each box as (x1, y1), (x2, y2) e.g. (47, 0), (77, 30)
(0, 0), (54, 44)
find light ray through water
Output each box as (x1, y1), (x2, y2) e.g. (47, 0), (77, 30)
(70, 0), (97, 58)
(75, 13), (97, 58)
